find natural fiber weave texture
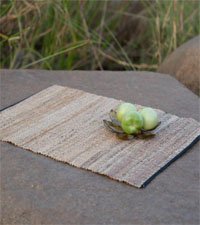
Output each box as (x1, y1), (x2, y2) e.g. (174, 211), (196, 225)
(0, 85), (199, 188)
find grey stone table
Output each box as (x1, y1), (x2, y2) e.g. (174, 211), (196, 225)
(1, 69), (199, 225)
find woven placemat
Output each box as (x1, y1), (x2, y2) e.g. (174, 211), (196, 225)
(0, 85), (199, 188)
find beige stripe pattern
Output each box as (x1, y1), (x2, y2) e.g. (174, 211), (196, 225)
(0, 85), (199, 188)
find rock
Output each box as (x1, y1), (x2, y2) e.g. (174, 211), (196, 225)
(158, 36), (200, 95)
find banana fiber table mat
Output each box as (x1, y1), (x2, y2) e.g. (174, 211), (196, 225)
(0, 85), (199, 188)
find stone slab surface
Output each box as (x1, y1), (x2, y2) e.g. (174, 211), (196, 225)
(1, 69), (199, 225)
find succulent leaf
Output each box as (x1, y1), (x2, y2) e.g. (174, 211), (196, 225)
(109, 110), (121, 126)
(116, 133), (134, 140)
(103, 120), (124, 134)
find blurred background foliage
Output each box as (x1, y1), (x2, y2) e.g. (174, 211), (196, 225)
(0, 0), (199, 70)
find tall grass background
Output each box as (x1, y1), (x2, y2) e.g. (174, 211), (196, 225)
(0, 0), (199, 70)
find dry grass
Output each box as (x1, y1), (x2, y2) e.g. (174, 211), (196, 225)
(0, 0), (199, 70)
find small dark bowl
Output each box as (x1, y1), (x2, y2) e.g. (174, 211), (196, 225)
(103, 109), (161, 140)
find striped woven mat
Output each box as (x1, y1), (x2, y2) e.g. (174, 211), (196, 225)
(0, 85), (199, 188)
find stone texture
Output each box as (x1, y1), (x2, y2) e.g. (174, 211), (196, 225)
(158, 36), (200, 95)
(1, 69), (199, 225)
